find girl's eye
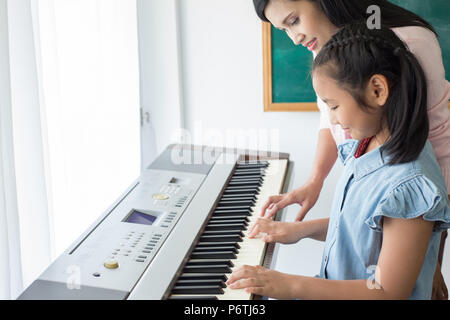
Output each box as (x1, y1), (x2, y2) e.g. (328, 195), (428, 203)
(330, 106), (339, 111)
(290, 17), (299, 26)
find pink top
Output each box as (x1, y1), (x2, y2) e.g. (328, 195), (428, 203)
(317, 26), (450, 192)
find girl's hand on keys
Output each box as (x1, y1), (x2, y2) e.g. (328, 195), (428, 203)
(247, 218), (306, 244)
(226, 265), (298, 300)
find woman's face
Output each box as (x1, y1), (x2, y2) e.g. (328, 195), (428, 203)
(264, 0), (338, 54)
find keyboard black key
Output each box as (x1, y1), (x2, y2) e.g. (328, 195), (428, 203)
(171, 286), (224, 295)
(206, 223), (247, 231)
(235, 168), (266, 173)
(202, 230), (244, 237)
(186, 259), (234, 266)
(193, 246), (238, 253)
(228, 181), (262, 187)
(200, 234), (243, 242)
(196, 242), (241, 249)
(183, 265), (232, 273)
(213, 210), (251, 217)
(225, 186), (260, 191)
(178, 273), (228, 282)
(236, 163), (268, 169)
(209, 216), (249, 222)
(223, 188), (260, 194)
(232, 174), (264, 179)
(237, 160), (268, 165)
(221, 194), (257, 200)
(168, 295), (218, 300)
(215, 205), (252, 211)
(213, 208), (252, 217)
(176, 279), (226, 288)
(191, 251), (237, 259)
(218, 200), (255, 207)
(230, 177), (263, 182)
(235, 168), (267, 173)
(220, 194), (257, 199)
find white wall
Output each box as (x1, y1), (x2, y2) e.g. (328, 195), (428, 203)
(137, 0), (184, 170)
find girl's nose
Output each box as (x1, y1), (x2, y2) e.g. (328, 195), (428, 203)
(329, 112), (339, 126)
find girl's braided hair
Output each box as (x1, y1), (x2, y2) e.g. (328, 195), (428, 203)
(313, 22), (429, 165)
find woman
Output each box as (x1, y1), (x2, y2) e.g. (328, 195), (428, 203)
(252, 0), (450, 300)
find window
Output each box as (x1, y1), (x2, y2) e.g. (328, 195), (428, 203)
(35, 0), (141, 257)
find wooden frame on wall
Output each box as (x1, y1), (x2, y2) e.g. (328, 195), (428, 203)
(262, 22), (450, 111)
(262, 22), (318, 112)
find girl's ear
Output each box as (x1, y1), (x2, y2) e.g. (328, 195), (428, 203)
(366, 74), (389, 108)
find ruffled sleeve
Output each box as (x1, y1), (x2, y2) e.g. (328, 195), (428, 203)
(365, 175), (450, 233)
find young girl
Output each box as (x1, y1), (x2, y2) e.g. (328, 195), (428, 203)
(226, 23), (450, 300)
(253, 0), (450, 299)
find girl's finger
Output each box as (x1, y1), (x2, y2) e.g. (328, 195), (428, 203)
(226, 265), (252, 285)
(228, 278), (259, 290)
(247, 223), (260, 238)
(248, 218), (272, 238)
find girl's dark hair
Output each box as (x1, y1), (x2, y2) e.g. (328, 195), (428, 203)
(253, 0), (436, 35)
(313, 23), (429, 165)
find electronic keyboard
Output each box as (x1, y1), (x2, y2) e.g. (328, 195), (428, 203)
(18, 144), (292, 300)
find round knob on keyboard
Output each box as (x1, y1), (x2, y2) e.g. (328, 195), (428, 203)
(152, 193), (169, 200)
(104, 259), (119, 269)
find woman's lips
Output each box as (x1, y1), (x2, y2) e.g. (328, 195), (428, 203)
(306, 38), (318, 51)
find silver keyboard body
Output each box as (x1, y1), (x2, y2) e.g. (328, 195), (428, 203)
(18, 145), (292, 300)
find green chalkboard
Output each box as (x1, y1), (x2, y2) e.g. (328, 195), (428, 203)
(271, 28), (315, 104)
(264, 0), (450, 111)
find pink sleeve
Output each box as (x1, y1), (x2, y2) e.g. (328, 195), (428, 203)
(393, 27), (450, 192)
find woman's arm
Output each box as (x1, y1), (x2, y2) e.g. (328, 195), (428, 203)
(260, 128), (338, 221)
(308, 128), (338, 186)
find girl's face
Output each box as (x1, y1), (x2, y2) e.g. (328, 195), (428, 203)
(312, 69), (389, 142)
(264, 0), (338, 54)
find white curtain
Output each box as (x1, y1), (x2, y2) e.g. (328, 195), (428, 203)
(1, 0), (141, 299)
(34, 0), (140, 259)
(0, 0), (22, 299)
(0, 0), (52, 300)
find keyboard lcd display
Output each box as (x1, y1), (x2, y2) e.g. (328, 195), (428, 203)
(124, 210), (158, 225)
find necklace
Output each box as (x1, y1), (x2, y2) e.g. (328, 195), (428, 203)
(354, 136), (375, 158)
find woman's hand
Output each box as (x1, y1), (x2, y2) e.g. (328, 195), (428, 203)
(247, 218), (306, 244)
(226, 265), (298, 300)
(260, 180), (323, 221)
